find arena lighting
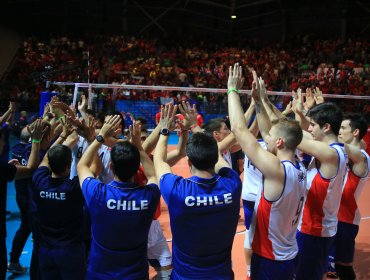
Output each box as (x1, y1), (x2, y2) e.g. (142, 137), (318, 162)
(231, 15), (237, 19)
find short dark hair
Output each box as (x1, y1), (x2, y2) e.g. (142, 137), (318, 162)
(186, 133), (218, 171)
(271, 118), (303, 150)
(306, 102), (342, 136)
(85, 109), (95, 117)
(202, 118), (224, 137)
(111, 142), (140, 182)
(343, 113), (368, 140)
(136, 117), (147, 125)
(47, 145), (72, 175)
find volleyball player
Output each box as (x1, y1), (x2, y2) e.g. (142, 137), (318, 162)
(293, 99), (348, 279)
(77, 116), (160, 279)
(228, 64), (306, 279)
(333, 114), (369, 280)
(1, 119), (43, 279)
(155, 103), (242, 279)
(31, 123), (85, 280)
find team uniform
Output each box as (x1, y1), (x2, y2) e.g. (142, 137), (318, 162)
(159, 167), (242, 279)
(81, 177), (160, 279)
(242, 141), (266, 228)
(31, 166), (85, 280)
(249, 161), (307, 280)
(335, 149), (370, 263)
(0, 160), (16, 279)
(70, 136), (111, 181)
(296, 143), (348, 280)
(8, 141), (31, 265)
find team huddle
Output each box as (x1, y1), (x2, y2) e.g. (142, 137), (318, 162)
(0, 63), (368, 280)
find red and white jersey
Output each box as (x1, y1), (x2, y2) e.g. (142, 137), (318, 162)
(242, 140), (266, 201)
(250, 161), (307, 261)
(298, 143), (348, 237)
(338, 149), (370, 225)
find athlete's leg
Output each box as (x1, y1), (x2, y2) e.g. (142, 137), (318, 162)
(147, 220), (172, 279)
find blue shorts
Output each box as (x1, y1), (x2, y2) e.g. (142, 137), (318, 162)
(251, 253), (297, 280)
(39, 244), (86, 280)
(242, 199), (255, 229)
(335, 222), (359, 263)
(295, 231), (334, 280)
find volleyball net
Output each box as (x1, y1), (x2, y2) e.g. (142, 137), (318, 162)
(42, 81), (370, 128)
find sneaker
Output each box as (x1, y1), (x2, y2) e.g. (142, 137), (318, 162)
(7, 262), (28, 274)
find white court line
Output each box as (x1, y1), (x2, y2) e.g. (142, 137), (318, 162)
(361, 216), (370, 220)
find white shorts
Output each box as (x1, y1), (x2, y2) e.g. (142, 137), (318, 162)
(147, 220), (172, 267)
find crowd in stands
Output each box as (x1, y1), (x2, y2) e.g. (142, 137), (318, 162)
(2, 34), (369, 116)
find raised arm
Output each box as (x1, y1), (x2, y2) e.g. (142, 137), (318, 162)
(77, 115), (121, 187)
(13, 119), (45, 179)
(227, 64), (284, 186)
(130, 122), (157, 184)
(251, 74), (272, 141)
(154, 103), (177, 180)
(0, 102), (15, 125)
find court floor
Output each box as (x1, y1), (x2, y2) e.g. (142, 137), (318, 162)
(5, 146), (370, 279)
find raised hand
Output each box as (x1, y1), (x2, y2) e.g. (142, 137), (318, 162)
(304, 88), (315, 110)
(99, 115), (122, 139)
(258, 77), (267, 101)
(78, 94), (87, 113)
(9, 101), (16, 112)
(251, 70), (260, 101)
(129, 121), (143, 149)
(159, 103), (177, 131)
(282, 101), (293, 116)
(27, 119), (48, 141)
(314, 87), (324, 104)
(178, 101), (197, 130)
(295, 88), (305, 113)
(228, 63), (244, 92)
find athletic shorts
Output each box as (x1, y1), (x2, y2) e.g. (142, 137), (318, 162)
(334, 222), (359, 263)
(251, 253), (297, 280)
(242, 199), (255, 230)
(39, 244), (86, 280)
(295, 231), (334, 280)
(147, 220), (172, 267)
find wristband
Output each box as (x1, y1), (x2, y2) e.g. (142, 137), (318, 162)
(227, 88), (239, 95)
(32, 139), (41, 143)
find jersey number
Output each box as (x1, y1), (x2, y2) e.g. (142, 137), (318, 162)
(77, 147), (83, 159)
(292, 197), (304, 226)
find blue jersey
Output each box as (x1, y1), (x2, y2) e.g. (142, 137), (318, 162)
(31, 167), (84, 248)
(82, 178), (160, 280)
(160, 167), (242, 279)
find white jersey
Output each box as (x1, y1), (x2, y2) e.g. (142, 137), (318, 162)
(70, 136), (90, 179)
(242, 140), (266, 201)
(70, 136), (112, 182)
(298, 143), (348, 237)
(222, 150), (232, 168)
(249, 161), (307, 261)
(98, 145), (114, 184)
(338, 149), (370, 225)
